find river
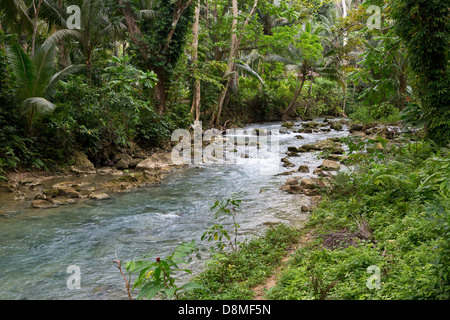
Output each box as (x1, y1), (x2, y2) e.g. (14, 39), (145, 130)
(0, 120), (349, 300)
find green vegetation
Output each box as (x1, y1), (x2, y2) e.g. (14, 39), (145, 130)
(266, 140), (449, 300)
(187, 224), (300, 300)
(1, 0), (448, 301)
(1, 0), (448, 175)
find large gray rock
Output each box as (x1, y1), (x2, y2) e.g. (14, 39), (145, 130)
(320, 159), (341, 171)
(32, 200), (58, 209)
(136, 153), (179, 171)
(70, 151), (96, 174)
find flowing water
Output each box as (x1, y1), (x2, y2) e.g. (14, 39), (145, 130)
(0, 120), (349, 300)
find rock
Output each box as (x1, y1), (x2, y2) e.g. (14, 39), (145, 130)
(115, 159), (129, 170)
(89, 192), (110, 200)
(43, 189), (59, 197)
(276, 171), (293, 176)
(316, 139), (344, 154)
(282, 122), (294, 128)
(279, 128), (291, 134)
(313, 168), (327, 177)
(129, 158), (144, 169)
(32, 200), (58, 209)
(113, 153), (133, 164)
(320, 160), (341, 171)
(325, 154), (341, 161)
(301, 206), (311, 212)
(288, 147), (300, 153)
(28, 181), (42, 190)
(300, 128), (313, 134)
(302, 122), (320, 128)
(101, 173), (162, 193)
(285, 185), (304, 194)
(298, 165), (309, 173)
(286, 177), (299, 186)
(34, 193), (48, 200)
(302, 144), (320, 152)
(300, 178), (315, 188)
(57, 187), (81, 198)
(287, 152), (300, 157)
(320, 128), (331, 132)
(349, 123), (364, 133)
(70, 151), (96, 175)
(283, 161), (296, 168)
(0, 183), (16, 193)
(97, 167), (124, 176)
(330, 123), (343, 131)
(295, 135), (305, 140)
(136, 152), (179, 171)
(49, 197), (78, 205)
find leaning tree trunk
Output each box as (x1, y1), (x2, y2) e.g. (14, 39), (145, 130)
(283, 74), (306, 120)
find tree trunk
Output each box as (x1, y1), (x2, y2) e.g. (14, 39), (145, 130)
(213, 0), (258, 127)
(155, 71), (168, 114)
(31, 0), (43, 57)
(57, 0), (68, 69)
(190, 0), (201, 121)
(283, 74), (306, 120)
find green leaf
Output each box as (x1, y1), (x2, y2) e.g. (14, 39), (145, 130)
(137, 284), (164, 300)
(164, 287), (177, 299)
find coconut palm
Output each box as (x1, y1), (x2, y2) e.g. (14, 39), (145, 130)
(6, 42), (84, 133)
(43, 0), (126, 81)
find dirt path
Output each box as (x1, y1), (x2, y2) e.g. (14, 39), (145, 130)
(252, 233), (313, 300)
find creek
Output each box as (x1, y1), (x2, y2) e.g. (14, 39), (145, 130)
(0, 120), (349, 300)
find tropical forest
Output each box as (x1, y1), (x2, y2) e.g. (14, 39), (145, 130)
(0, 0), (448, 302)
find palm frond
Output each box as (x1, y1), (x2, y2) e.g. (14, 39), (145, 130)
(43, 29), (84, 46)
(264, 54), (295, 65)
(45, 64), (85, 94)
(22, 97), (57, 133)
(236, 62), (264, 85)
(32, 43), (57, 97)
(40, 0), (67, 29)
(6, 43), (35, 99)
(137, 9), (160, 20)
(0, 0), (33, 33)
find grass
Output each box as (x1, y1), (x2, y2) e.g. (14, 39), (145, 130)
(183, 224), (300, 300)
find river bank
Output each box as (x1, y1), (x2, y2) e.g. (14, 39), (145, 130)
(0, 118), (407, 300)
(184, 122), (449, 301)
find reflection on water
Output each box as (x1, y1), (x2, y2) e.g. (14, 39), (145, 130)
(0, 120), (348, 300)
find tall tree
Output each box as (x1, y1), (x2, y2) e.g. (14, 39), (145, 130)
(211, 0), (259, 127)
(118, 0), (195, 114)
(391, 0), (450, 146)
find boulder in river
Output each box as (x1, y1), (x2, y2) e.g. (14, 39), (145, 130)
(282, 122), (295, 129)
(32, 199), (58, 209)
(136, 152), (183, 171)
(298, 165), (309, 173)
(89, 192), (110, 201)
(320, 159), (341, 171)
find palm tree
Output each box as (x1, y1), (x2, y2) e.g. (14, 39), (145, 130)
(6, 42), (84, 133)
(43, 0), (126, 81)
